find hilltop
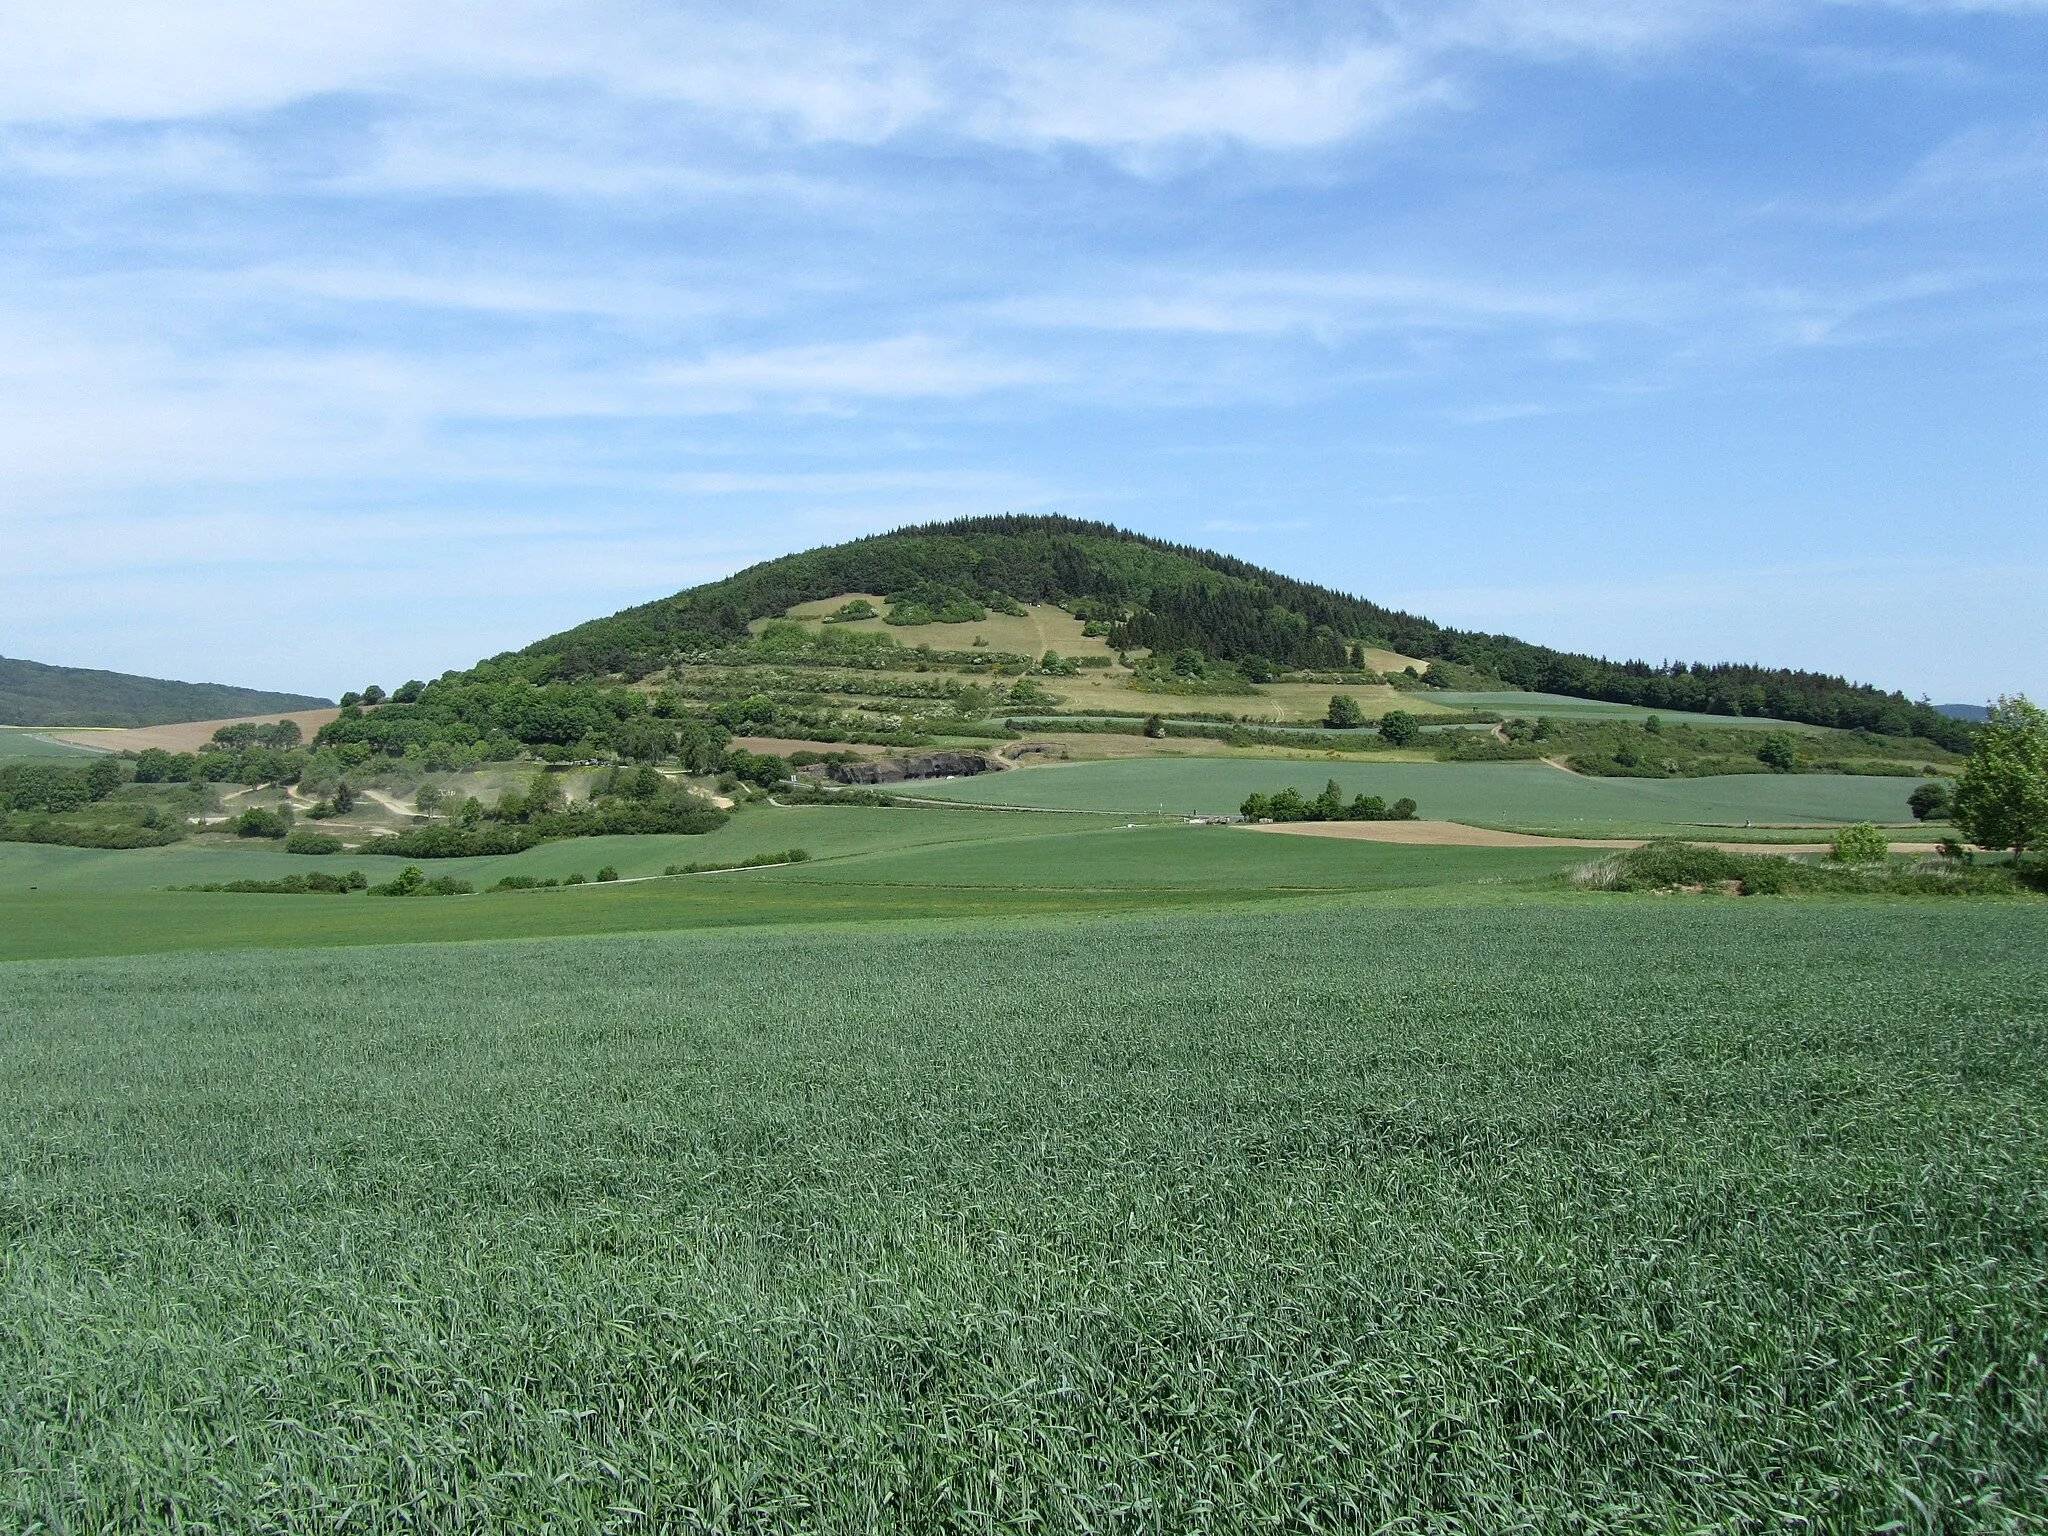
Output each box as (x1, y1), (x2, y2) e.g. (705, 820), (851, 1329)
(0, 655), (332, 728)
(516, 515), (1971, 749)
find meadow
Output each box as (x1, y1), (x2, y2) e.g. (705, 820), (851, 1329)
(908, 757), (1932, 823)
(3, 899), (2043, 1531)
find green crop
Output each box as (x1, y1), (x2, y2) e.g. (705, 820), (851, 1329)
(3, 900), (2044, 1530)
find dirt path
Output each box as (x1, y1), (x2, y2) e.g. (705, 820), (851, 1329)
(1243, 821), (1942, 854)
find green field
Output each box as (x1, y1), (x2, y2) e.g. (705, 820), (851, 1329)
(0, 814), (1589, 962)
(1421, 690), (1817, 727)
(909, 757), (1931, 823)
(4, 900), (2044, 1530)
(0, 727), (104, 759)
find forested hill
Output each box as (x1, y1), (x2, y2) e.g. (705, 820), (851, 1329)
(0, 656), (331, 728)
(517, 515), (1971, 748)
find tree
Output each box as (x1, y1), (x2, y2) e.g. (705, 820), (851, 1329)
(1828, 823), (1890, 864)
(1142, 714), (1166, 738)
(1378, 710), (1420, 747)
(1907, 782), (1951, 822)
(361, 685), (387, 705)
(1951, 695), (2048, 862)
(393, 679), (426, 702)
(1758, 731), (1799, 772)
(1312, 779), (1344, 819)
(1325, 694), (1365, 729)
(1239, 655), (1278, 684)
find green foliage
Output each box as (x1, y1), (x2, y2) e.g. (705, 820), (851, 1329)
(1241, 780), (1417, 822)
(284, 828), (343, 855)
(663, 849), (811, 875)
(1758, 731), (1800, 772)
(822, 598), (877, 622)
(1907, 782), (1951, 821)
(595, 866), (620, 882)
(368, 864), (473, 897)
(233, 806), (292, 840)
(1828, 823), (1891, 864)
(1952, 694), (2048, 859)
(0, 757), (126, 813)
(1573, 839), (2024, 897)
(1377, 709), (1421, 747)
(1324, 693), (1365, 728)
(884, 581), (987, 626)
(172, 871), (367, 894)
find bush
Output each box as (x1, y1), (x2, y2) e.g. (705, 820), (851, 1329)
(1828, 823), (1891, 864)
(172, 871), (367, 894)
(1325, 694), (1365, 729)
(285, 828), (343, 855)
(596, 866), (620, 882)
(1758, 732), (1799, 772)
(234, 806), (292, 839)
(1378, 710), (1421, 747)
(563, 872), (588, 885)
(368, 864), (473, 897)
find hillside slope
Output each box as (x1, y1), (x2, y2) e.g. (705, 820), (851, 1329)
(0, 656), (331, 728)
(516, 516), (1971, 749)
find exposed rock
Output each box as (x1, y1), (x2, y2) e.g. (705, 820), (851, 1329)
(829, 750), (997, 785)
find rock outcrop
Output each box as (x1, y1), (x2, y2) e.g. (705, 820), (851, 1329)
(828, 750), (996, 785)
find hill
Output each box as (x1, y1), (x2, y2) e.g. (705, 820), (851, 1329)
(0, 656), (331, 728)
(516, 515), (1974, 750)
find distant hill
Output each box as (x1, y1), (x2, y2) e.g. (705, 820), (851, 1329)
(515, 515), (1975, 751)
(0, 656), (331, 728)
(1935, 703), (1990, 722)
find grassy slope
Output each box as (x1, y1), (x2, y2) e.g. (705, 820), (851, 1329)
(910, 757), (1931, 822)
(3, 901), (2043, 1529)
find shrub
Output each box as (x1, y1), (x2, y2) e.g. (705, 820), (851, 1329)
(368, 864), (473, 897)
(285, 828), (343, 855)
(1325, 694), (1365, 729)
(1378, 710), (1421, 747)
(596, 866), (620, 882)
(234, 806), (292, 839)
(1758, 732), (1799, 772)
(1829, 823), (1891, 864)
(1142, 715), (1166, 739)
(1907, 782), (1952, 821)
(563, 872), (588, 885)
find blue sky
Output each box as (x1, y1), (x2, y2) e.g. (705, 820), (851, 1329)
(2, 1), (2042, 703)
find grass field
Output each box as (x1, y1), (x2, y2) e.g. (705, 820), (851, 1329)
(4, 899), (2044, 1530)
(0, 817), (1586, 962)
(910, 757), (1932, 823)
(1420, 690), (1817, 727)
(0, 727), (105, 759)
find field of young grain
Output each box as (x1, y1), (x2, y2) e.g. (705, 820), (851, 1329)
(911, 757), (1932, 824)
(3, 899), (2043, 1530)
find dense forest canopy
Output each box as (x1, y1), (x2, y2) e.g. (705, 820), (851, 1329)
(510, 515), (1972, 750)
(0, 655), (330, 728)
